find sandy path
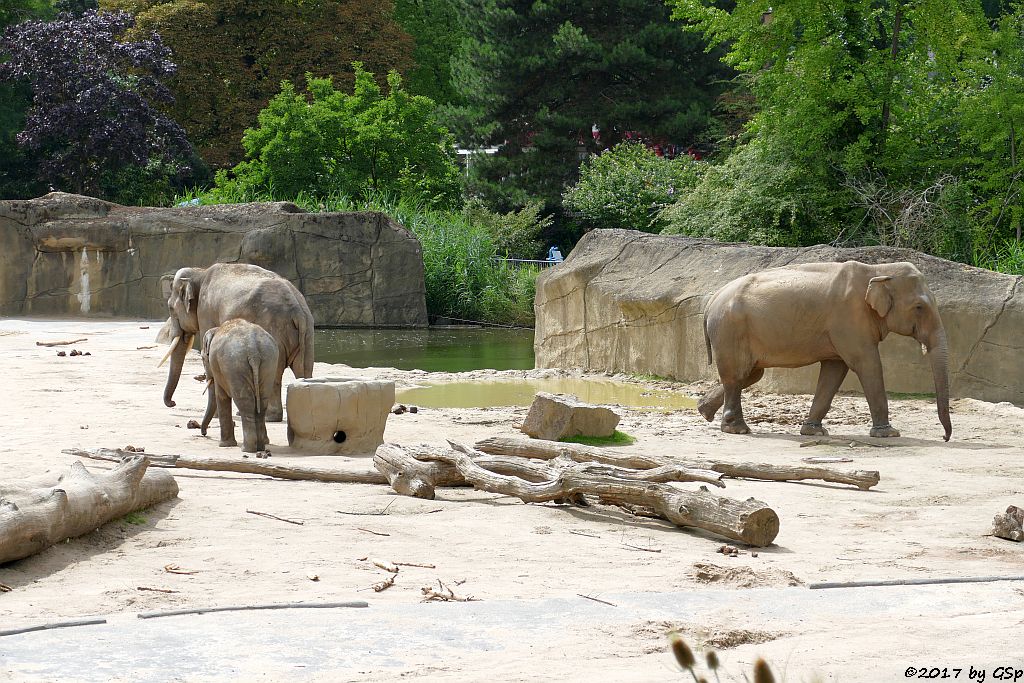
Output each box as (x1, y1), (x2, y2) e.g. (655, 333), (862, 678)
(1, 318), (1022, 681)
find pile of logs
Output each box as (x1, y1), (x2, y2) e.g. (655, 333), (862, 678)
(62, 435), (881, 550)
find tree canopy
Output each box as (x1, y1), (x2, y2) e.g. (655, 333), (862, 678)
(102, 0), (415, 169)
(0, 9), (192, 198)
(450, 0), (730, 215)
(216, 63), (460, 207)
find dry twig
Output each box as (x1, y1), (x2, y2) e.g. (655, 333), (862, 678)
(246, 509), (304, 525)
(421, 579), (477, 602)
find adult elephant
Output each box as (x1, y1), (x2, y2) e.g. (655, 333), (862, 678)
(160, 263), (314, 421)
(698, 261), (951, 441)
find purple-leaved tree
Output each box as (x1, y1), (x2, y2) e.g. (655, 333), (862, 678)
(0, 9), (192, 198)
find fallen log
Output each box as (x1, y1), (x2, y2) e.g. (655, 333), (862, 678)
(35, 338), (87, 347)
(0, 456), (178, 565)
(374, 443), (725, 500)
(64, 447), (389, 485)
(473, 436), (880, 491)
(421, 442), (778, 547)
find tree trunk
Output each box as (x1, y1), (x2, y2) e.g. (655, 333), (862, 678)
(472, 436), (880, 490)
(0, 456), (179, 565)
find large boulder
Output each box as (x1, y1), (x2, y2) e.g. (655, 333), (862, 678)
(535, 229), (1024, 405)
(0, 192), (427, 326)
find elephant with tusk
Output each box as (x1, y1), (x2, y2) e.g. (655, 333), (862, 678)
(159, 263), (314, 421)
(698, 260), (951, 441)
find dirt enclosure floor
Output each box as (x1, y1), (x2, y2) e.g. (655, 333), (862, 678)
(1, 319), (1023, 682)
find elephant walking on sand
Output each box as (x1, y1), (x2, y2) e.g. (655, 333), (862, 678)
(160, 263), (314, 421)
(200, 319), (279, 453)
(698, 261), (951, 441)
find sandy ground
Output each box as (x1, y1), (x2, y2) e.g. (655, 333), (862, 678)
(1, 318), (1023, 682)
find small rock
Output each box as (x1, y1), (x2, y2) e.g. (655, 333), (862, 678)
(392, 404), (407, 415)
(123, 445), (146, 453)
(57, 351), (66, 357)
(83, 351), (91, 356)
(409, 406), (418, 413)
(194, 373), (207, 382)
(186, 419), (201, 429)
(520, 392), (620, 441)
(751, 551), (759, 558)
(69, 349), (81, 356)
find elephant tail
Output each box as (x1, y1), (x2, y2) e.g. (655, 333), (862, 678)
(249, 357), (262, 416)
(703, 315), (713, 365)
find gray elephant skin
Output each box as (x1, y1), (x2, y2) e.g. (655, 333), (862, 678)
(161, 262), (314, 421)
(698, 261), (951, 441)
(200, 319), (280, 452)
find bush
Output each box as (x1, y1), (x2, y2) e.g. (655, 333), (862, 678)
(564, 142), (705, 232)
(214, 64), (461, 208)
(461, 199), (552, 259)
(660, 141), (836, 247)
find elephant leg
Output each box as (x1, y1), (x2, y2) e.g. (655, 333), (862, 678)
(697, 385), (724, 422)
(200, 380), (217, 437)
(720, 368), (763, 434)
(801, 359), (850, 436)
(267, 371), (284, 423)
(216, 388), (237, 448)
(849, 352), (900, 438)
(235, 393), (259, 453)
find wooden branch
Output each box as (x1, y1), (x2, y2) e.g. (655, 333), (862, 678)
(63, 448), (388, 485)
(0, 456), (179, 565)
(442, 442), (779, 547)
(35, 338), (87, 347)
(473, 436), (880, 491)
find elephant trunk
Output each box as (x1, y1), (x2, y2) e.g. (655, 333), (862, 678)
(926, 328), (952, 442)
(163, 333), (192, 408)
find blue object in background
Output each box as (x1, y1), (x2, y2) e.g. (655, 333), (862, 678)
(547, 246), (563, 262)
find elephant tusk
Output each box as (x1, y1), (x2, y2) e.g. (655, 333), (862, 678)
(158, 335), (180, 368)
(202, 378), (212, 395)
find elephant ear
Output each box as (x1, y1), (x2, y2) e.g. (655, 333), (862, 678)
(866, 275), (893, 317)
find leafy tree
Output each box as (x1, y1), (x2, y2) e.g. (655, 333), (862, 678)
(564, 141), (705, 232)
(217, 63), (460, 206)
(0, 9), (193, 198)
(450, 0), (730, 217)
(53, 0), (98, 15)
(660, 139), (834, 247)
(0, 0), (50, 199)
(392, 0), (464, 105)
(462, 198), (551, 258)
(103, 0), (415, 169)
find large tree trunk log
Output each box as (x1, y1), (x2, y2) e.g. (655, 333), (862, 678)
(422, 442), (778, 547)
(0, 456), (178, 565)
(64, 448), (389, 485)
(473, 437), (880, 491)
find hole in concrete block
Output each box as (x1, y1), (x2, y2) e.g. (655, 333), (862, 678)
(333, 430), (347, 444)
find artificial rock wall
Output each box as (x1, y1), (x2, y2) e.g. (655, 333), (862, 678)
(535, 229), (1024, 404)
(0, 193), (427, 326)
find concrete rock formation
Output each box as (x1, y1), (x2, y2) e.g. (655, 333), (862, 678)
(286, 377), (395, 455)
(0, 192), (427, 326)
(535, 229), (1024, 405)
(520, 391), (621, 441)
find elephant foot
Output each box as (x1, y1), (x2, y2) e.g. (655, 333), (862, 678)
(241, 445), (257, 454)
(869, 424), (901, 438)
(721, 420), (750, 435)
(800, 421), (829, 436)
(219, 439), (238, 447)
(697, 398), (718, 423)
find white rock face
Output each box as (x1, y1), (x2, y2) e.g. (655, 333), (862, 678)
(286, 377), (395, 455)
(520, 391), (620, 441)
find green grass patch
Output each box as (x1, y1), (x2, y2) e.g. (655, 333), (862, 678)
(121, 512), (147, 525)
(560, 430), (636, 447)
(888, 391), (936, 400)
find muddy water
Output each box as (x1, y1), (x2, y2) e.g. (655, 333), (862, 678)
(395, 377), (697, 410)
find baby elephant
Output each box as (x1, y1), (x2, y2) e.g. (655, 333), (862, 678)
(200, 319), (280, 453)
